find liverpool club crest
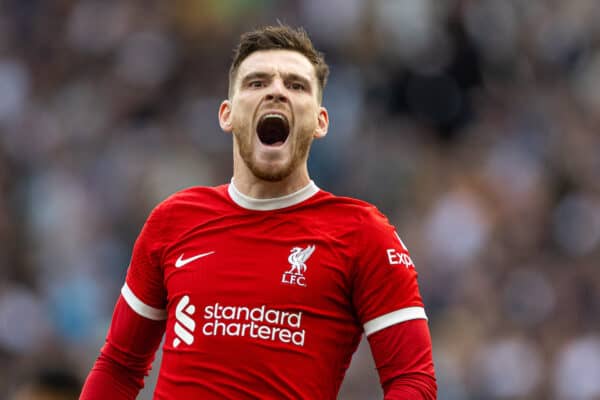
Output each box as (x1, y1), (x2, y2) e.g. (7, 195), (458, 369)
(281, 245), (315, 287)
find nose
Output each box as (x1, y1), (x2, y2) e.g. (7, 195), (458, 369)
(265, 79), (288, 103)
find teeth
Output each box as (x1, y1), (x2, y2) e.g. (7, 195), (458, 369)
(263, 113), (285, 120)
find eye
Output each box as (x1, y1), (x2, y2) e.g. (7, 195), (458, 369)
(249, 80), (264, 88)
(288, 82), (305, 91)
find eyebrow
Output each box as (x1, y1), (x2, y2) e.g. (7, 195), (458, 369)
(240, 71), (313, 91)
(240, 72), (272, 85)
(284, 73), (312, 90)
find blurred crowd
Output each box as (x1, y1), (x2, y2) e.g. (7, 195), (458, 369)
(1, 0), (600, 399)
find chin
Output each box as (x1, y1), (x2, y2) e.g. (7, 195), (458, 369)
(247, 159), (295, 182)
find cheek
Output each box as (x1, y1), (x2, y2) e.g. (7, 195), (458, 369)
(297, 107), (319, 131)
(231, 102), (253, 131)
(232, 98), (255, 125)
(294, 101), (317, 121)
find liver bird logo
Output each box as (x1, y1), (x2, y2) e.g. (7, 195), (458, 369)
(287, 245), (315, 275)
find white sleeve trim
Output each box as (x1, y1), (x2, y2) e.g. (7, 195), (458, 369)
(363, 306), (427, 336)
(121, 283), (167, 321)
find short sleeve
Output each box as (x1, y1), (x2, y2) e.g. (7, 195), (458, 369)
(122, 202), (169, 321)
(352, 208), (427, 336)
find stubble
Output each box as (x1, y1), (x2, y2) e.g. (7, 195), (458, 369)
(235, 129), (312, 182)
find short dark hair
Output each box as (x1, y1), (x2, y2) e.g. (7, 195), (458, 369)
(228, 25), (329, 101)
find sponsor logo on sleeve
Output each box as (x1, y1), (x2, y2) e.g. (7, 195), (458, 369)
(386, 249), (415, 268)
(387, 232), (415, 268)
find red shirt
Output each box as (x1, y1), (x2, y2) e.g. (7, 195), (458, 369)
(94, 181), (431, 399)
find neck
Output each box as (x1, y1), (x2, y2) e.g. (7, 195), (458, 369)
(232, 166), (311, 198)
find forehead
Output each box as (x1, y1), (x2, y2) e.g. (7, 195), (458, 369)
(236, 49), (317, 82)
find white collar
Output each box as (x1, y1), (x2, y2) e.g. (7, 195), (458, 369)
(228, 179), (319, 211)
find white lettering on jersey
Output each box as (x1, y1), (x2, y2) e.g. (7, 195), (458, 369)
(202, 303), (305, 346)
(386, 249), (415, 268)
(282, 245), (315, 287)
(387, 232), (414, 268)
(173, 295), (196, 348)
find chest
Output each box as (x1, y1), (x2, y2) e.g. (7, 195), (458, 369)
(161, 213), (354, 313)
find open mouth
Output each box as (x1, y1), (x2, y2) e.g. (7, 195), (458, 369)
(256, 114), (290, 146)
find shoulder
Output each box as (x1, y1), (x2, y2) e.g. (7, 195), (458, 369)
(312, 190), (390, 226)
(150, 184), (230, 219)
(163, 184), (228, 204)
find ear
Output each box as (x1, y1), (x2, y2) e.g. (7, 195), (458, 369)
(218, 100), (233, 133)
(314, 106), (329, 139)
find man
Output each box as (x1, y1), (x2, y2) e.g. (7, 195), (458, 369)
(80, 25), (437, 399)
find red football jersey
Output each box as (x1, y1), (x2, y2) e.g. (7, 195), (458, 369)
(122, 181), (427, 399)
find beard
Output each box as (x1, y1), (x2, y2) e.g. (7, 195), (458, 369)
(235, 129), (313, 182)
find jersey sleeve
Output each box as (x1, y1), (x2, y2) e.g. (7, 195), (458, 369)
(121, 201), (170, 320)
(80, 296), (166, 399)
(351, 207), (427, 336)
(368, 319), (437, 399)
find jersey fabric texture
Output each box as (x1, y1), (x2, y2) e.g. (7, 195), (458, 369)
(100, 181), (429, 399)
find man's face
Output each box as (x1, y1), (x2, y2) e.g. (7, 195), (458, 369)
(219, 49), (328, 182)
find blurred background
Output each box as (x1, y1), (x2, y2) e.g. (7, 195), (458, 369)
(1, 0), (600, 399)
